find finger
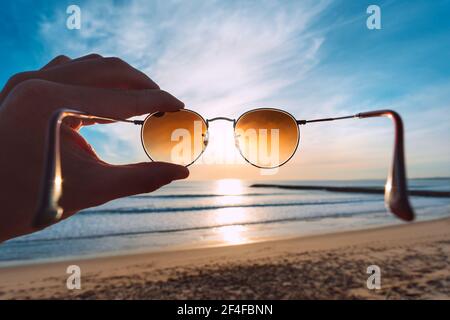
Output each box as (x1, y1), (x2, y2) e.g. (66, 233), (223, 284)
(41, 54), (103, 71)
(61, 123), (100, 159)
(1, 54), (86, 104)
(2, 57), (159, 105)
(70, 53), (103, 63)
(97, 162), (189, 203)
(51, 82), (184, 119)
(40, 55), (72, 70)
(61, 162), (189, 213)
(41, 56), (159, 89)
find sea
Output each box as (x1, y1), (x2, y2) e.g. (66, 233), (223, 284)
(0, 178), (449, 266)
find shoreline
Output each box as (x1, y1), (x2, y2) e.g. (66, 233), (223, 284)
(0, 218), (397, 269)
(0, 217), (449, 299)
(0, 212), (445, 269)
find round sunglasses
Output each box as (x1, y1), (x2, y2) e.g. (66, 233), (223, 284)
(34, 107), (415, 229)
(140, 108), (301, 169)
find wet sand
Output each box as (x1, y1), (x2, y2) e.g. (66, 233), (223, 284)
(0, 217), (449, 299)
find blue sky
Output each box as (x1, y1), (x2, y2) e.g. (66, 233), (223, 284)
(1, 0), (449, 180)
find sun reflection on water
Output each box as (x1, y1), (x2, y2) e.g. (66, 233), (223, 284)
(214, 207), (247, 225)
(215, 225), (248, 245)
(215, 179), (245, 206)
(215, 179), (245, 195)
(213, 180), (250, 245)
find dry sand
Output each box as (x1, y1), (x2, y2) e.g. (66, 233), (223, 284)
(0, 217), (449, 299)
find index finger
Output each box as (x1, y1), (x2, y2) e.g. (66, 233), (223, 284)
(53, 82), (184, 119)
(41, 55), (72, 70)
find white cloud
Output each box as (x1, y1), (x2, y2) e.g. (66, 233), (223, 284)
(38, 0), (450, 179)
(39, 0), (332, 164)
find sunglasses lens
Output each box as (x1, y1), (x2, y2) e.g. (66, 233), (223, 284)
(234, 109), (299, 168)
(141, 110), (208, 166)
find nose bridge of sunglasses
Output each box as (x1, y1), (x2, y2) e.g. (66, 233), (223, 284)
(206, 117), (236, 125)
(205, 117), (239, 148)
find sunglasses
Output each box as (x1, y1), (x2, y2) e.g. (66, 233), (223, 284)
(140, 108), (300, 168)
(34, 108), (415, 229)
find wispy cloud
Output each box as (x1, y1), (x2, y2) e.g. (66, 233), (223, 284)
(40, 0), (330, 112)
(37, 0), (450, 178)
(39, 0), (332, 165)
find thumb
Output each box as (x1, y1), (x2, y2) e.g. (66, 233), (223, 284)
(83, 162), (189, 208)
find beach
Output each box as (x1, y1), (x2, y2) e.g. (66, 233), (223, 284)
(0, 217), (449, 299)
(1, 179), (449, 266)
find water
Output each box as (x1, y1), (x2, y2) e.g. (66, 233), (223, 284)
(0, 179), (449, 266)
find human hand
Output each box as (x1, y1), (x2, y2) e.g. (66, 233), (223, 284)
(0, 54), (189, 241)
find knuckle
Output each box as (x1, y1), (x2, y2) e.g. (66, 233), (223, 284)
(2, 79), (58, 119)
(104, 56), (127, 68)
(54, 54), (70, 61)
(84, 53), (102, 59)
(9, 79), (53, 101)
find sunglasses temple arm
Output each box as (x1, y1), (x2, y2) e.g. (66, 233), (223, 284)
(33, 108), (138, 230)
(299, 109), (414, 222)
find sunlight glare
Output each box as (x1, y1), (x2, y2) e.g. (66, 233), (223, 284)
(198, 121), (244, 165)
(216, 225), (248, 245)
(214, 207), (247, 225)
(214, 179), (244, 196)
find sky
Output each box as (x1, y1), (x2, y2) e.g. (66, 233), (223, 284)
(1, 0), (449, 180)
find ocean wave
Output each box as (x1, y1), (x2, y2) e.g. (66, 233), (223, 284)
(10, 208), (390, 243)
(130, 192), (289, 199)
(79, 198), (382, 215)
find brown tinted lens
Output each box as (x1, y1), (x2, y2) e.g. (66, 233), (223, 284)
(234, 109), (299, 168)
(141, 110), (207, 166)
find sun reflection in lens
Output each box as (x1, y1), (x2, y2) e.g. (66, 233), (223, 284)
(198, 121), (245, 165)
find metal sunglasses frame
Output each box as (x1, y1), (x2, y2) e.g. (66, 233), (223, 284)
(140, 108), (302, 169)
(33, 108), (414, 230)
